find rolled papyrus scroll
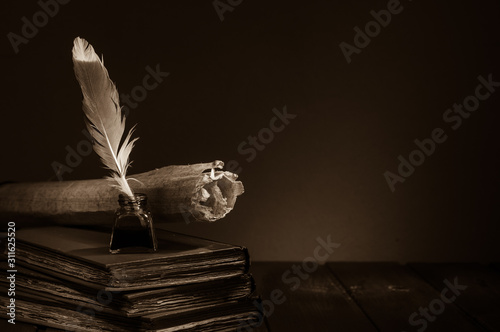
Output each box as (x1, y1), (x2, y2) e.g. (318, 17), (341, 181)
(0, 160), (243, 226)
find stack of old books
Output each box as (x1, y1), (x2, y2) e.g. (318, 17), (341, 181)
(0, 226), (261, 331)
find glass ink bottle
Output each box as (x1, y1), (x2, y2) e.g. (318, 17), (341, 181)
(109, 193), (158, 254)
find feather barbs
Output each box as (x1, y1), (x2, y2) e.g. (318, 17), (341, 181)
(72, 37), (137, 199)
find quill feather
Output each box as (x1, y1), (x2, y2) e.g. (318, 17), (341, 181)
(72, 37), (137, 198)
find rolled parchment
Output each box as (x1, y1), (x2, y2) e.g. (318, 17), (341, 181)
(0, 160), (244, 226)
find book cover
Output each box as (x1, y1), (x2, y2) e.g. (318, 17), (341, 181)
(13, 226), (249, 290)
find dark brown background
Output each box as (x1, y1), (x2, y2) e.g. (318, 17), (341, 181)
(1, 0), (499, 262)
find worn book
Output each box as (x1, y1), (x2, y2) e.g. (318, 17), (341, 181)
(0, 294), (261, 332)
(13, 226), (249, 290)
(0, 262), (255, 318)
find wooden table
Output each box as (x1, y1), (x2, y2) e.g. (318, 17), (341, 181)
(3, 263), (499, 332)
(250, 262), (500, 332)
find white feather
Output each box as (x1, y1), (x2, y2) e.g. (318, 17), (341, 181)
(72, 37), (137, 198)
